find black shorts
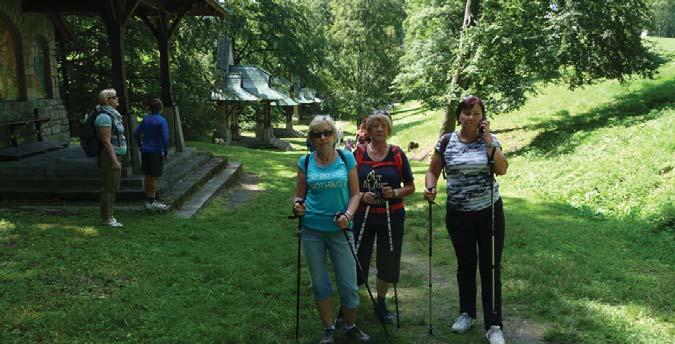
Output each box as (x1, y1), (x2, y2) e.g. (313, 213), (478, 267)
(141, 152), (164, 177)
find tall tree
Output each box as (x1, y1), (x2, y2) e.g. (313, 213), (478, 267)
(327, 0), (406, 119)
(396, 0), (660, 133)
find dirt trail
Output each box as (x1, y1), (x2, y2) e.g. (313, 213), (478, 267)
(393, 239), (550, 344)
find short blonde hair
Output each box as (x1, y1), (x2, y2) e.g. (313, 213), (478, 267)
(365, 111), (393, 134)
(308, 115), (338, 147)
(98, 88), (117, 105)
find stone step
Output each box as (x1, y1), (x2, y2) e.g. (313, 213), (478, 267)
(175, 162), (243, 218)
(0, 151), (215, 191)
(161, 157), (229, 210)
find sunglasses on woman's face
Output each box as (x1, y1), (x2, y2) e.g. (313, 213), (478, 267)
(309, 130), (333, 138)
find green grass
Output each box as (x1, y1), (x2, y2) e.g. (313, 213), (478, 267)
(1, 37), (674, 343)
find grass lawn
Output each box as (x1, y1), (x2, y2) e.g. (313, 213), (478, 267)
(1, 37), (673, 343)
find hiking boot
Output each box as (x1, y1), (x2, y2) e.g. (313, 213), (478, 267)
(374, 304), (396, 324)
(344, 326), (370, 342)
(145, 201), (169, 211)
(451, 312), (473, 333)
(319, 328), (337, 344)
(102, 218), (123, 227)
(486, 325), (505, 344)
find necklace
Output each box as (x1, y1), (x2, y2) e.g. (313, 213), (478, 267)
(458, 130), (479, 143)
(315, 150), (335, 165)
(367, 143), (389, 161)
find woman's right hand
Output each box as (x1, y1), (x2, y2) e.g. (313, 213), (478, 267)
(423, 187), (436, 202)
(293, 201), (305, 216)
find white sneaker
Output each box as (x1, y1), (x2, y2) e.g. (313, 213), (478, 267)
(451, 312), (473, 333)
(102, 218), (123, 227)
(486, 325), (505, 344)
(146, 201), (169, 211)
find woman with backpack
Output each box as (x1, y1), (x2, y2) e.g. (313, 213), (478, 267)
(293, 115), (369, 344)
(424, 96), (509, 344)
(351, 110), (415, 325)
(95, 88), (127, 227)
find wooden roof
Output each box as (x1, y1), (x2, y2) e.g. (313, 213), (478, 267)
(22, 0), (229, 17)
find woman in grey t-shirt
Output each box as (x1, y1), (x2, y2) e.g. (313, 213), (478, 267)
(424, 96), (509, 344)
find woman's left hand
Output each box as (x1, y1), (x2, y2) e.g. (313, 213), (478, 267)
(381, 186), (395, 199)
(480, 119), (492, 143)
(334, 212), (349, 229)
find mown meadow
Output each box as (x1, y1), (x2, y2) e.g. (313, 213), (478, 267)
(0, 38), (673, 343)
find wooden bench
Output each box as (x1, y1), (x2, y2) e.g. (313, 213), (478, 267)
(0, 108), (67, 161)
(0, 108), (51, 147)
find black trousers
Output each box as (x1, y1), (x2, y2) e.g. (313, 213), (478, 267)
(352, 210), (404, 285)
(446, 199), (504, 330)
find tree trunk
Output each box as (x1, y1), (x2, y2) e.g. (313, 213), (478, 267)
(442, 0), (480, 135)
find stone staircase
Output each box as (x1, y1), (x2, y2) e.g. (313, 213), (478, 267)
(0, 146), (242, 217)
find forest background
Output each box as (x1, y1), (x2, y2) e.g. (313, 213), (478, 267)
(58, 0), (674, 138)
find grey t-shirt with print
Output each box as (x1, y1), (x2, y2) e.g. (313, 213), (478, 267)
(434, 132), (501, 211)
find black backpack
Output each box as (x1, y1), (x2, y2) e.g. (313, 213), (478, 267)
(79, 109), (117, 157)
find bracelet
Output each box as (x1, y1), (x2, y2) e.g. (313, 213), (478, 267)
(393, 189), (398, 198)
(344, 210), (353, 221)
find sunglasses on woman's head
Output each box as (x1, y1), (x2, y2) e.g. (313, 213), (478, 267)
(309, 130), (334, 138)
(108, 95), (118, 99)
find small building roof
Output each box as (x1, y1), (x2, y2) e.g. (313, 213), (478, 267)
(211, 74), (258, 102)
(271, 77), (298, 107)
(295, 88), (318, 104)
(229, 65), (285, 101)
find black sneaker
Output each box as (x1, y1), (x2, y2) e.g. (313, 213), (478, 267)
(375, 304), (396, 324)
(319, 328), (337, 344)
(344, 326), (370, 342)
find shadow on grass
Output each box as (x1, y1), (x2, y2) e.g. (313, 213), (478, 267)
(392, 106), (429, 122)
(510, 77), (675, 157)
(400, 195), (674, 344)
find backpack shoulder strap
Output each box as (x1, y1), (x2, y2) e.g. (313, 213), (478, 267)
(389, 145), (404, 179)
(354, 144), (367, 165)
(438, 132), (452, 155)
(303, 153), (310, 178)
(336, 149), (347, 166)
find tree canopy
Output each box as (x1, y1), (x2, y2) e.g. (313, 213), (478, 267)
(395, 0), (661, 132)
(59, 0), (664, 136)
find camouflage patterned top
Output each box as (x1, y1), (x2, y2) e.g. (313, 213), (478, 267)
(434, 132), (501, 211)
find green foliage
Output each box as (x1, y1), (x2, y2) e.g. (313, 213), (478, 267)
(326, 0), (406, 119)
(396, 0), (662, 115)
(648, 0), (675, 37)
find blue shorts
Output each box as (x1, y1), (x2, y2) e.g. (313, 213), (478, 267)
(302, 229), (360, 309)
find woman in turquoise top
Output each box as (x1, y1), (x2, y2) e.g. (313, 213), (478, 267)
(293, 115), (369, 344)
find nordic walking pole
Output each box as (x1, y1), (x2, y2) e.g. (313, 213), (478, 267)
(488, 151), (498, 323)
(426, 187), (436, 335)
(335, 214), (390, 339)
(288, 201), (304, 343)
(385, 199), (400, 328)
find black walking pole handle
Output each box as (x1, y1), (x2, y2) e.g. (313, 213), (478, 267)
(289, 200), (305, 218)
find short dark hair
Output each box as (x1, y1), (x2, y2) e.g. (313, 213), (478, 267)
(150, 98), (163, 113)
(455, 95), (485, 123)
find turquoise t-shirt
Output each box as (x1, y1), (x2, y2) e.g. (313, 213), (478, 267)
(298, 149), (357, 232)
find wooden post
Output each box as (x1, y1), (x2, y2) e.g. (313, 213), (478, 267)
(101, 2), (141, 174)
(285, 106), (293, 130)
(140, 10), (186, 152)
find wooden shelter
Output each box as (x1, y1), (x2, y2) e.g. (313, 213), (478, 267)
(21, 0), (229, 172)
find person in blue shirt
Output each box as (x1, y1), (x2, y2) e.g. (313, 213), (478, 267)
(134, 98), (170, 210)
(293, 115), (369, 344)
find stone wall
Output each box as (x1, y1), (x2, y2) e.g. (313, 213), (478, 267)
(0, 0), (70, 147)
